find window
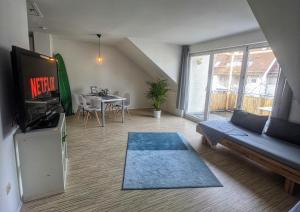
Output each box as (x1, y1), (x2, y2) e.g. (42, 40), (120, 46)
(242, 47), (280, 115)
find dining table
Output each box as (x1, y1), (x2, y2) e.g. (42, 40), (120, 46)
(85, 94), (126, 127)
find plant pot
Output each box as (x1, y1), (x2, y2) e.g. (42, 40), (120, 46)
(153, 110), (161, 118)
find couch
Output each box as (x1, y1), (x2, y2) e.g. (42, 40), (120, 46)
(196, 110), (300, 194)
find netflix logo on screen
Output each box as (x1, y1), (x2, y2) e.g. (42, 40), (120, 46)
(30, 76), (56, 98)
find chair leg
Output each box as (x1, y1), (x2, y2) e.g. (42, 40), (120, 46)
(82, 111), (86, 123)
(84, 112), (87, 128)
(76, 107), (81, 120)
(113, 107), (117, 119)
(85, 112), (90, 128)
(113, 107), (119, 118)
(284, 178), (295, 195)
(126, 107), (131, 116)
(95, 111), (101, 127)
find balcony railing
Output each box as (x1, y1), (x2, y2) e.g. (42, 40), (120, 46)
(210, 91), (273, 116)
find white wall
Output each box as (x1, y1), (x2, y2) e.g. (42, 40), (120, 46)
(289, 99), (300, 124)
(162, 90), (183, 116)
(0, 0), (29, 211)
(129, 38), (182, 84)
(122, 38), (182, 115)
(33, 32), (53, 56)
(190, 29), (267, 53)
(51, 37), (153, 111)
(247, 0), (300, 104)
(116, 38), (163, 80)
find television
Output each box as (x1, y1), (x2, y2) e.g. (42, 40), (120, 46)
(11, 46), (60, 132)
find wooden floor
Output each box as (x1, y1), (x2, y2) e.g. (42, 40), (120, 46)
(22, 110), (299, 212)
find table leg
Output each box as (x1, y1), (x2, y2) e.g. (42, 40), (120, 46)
(101, 101), (105, 127)
(122, 100), (124, 123)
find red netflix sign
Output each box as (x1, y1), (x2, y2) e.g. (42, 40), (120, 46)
(30, 77), (56, 98)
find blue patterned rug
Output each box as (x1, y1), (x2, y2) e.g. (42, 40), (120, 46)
(122, 132), (222, 190)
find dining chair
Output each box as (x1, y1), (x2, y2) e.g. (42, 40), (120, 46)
(75, 94), (85, 120)
(114, 92), (131, 117)
(105, 91), (120, 116)
(83, 95), (93, 105)
(123, 93), (131, 114)
(82, 97), (102, 128)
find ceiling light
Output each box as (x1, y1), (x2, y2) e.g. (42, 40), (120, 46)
(96, 34), (103, 64)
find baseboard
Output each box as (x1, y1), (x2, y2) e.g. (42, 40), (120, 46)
(128, 107), (152, 110)
(184, 114), (201, 123)
(163, 109), (183, 117)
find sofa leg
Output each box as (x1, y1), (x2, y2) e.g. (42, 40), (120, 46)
(284, 178), (295, 195)
(203, 136), (216, 149)
(202, 136), (208, 145)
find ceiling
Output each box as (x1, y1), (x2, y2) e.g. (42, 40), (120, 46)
(28, 0), (259, 45)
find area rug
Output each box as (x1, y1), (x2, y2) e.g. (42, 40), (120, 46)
(122, 132), (222, 190)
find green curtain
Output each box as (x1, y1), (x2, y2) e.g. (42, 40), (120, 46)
(54, 53), (73, 116)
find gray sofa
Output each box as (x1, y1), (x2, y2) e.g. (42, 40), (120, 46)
(196, 110), (300, 194)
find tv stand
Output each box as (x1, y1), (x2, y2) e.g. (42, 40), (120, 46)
(31, 112), (60, 130)
(15, 113), (67, 202)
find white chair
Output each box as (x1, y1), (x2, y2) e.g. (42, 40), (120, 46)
(83, 95), (93, 105)
(114, 93), (131, 117)
(123, 93), (131, 114)
(75, 94), (85, 120)
(82, 97), (102, 128)
(105, 91), (120, 115)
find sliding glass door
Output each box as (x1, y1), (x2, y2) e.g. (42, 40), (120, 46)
(186, 54), (210, 120)
(208, 50), (244, 120)
(185, 45), (281, 122)
(242, 47), (280, 115)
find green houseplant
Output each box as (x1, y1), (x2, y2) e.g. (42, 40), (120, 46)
(146, 79), (169, 118)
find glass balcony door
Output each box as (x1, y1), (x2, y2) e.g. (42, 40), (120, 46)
(242, 47), (280, 115)
(185, 45), (280, 122)
(208, 50), (244, 120)
(185, 54), (211, 121)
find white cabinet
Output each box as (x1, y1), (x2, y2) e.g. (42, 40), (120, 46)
(15, 113), (68, 202)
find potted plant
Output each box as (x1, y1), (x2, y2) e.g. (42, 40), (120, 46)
(146, 79), (169, 118)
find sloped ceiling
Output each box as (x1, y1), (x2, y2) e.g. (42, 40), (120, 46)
(128, 38), (181, 84)
(116, 38), (178, 89)
(28, 0), (259, 45)
(247, 0), (300, 102)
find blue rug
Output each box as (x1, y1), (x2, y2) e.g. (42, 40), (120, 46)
(122, 132), (222, 190)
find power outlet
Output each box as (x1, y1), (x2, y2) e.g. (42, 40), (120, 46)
(6, 182), (11, 195)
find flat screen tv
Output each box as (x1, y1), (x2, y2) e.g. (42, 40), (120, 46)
(11, 46), (60, 132)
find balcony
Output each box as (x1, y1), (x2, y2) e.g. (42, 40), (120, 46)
(211, 91), (273, 119)
(189, 91), (273, 121)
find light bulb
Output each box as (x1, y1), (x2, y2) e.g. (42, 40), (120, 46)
(96, 56), (103, 64)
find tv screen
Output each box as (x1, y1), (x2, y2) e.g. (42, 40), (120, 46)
(11, 46), (60, 131)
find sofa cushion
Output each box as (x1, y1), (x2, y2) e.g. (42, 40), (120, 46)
(289, 201), (300, 212)
(266, 117), (300, 146)
(227, 126), (300, 170)
(197, 120), (248, 145)
(230, 110), (268, 134)
(197, 120), (300, 170)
